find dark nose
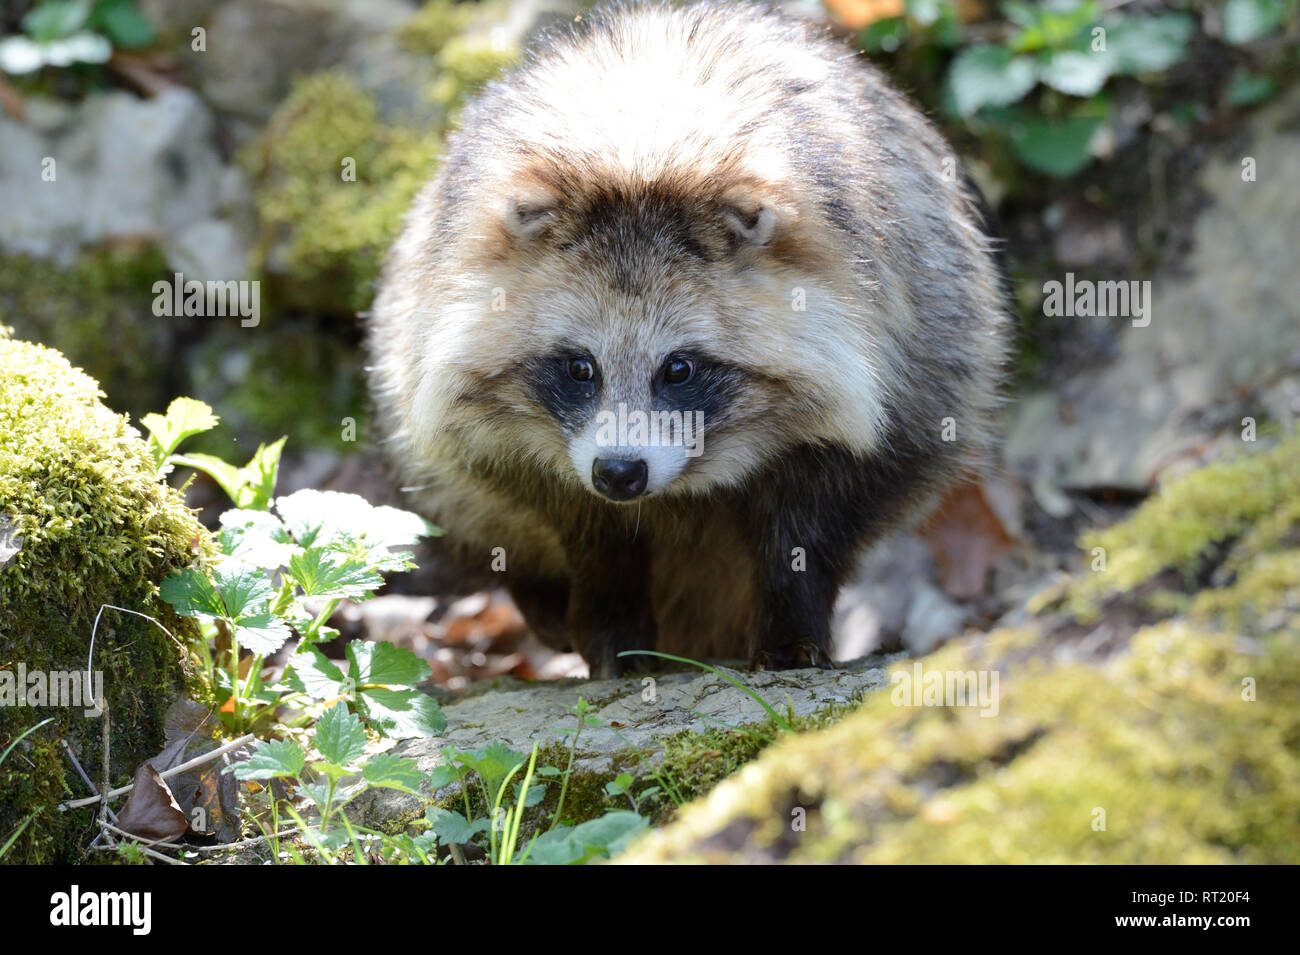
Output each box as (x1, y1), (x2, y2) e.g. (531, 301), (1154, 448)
(592, 458), (648, 501)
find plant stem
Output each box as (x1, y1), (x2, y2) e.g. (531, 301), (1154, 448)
(549, 714), (585, 831)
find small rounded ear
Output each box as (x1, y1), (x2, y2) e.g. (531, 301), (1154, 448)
(504, 197), (557, 241)
(721, 202), (780, 248)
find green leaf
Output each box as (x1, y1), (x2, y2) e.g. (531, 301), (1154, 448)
(1011, 1), (1099, 54)
(1000, 1), (1041, 29)
(90, 0), (155, 48)
(170, 437), (284, 510)
(450, 743), (525, 801)
(1037, 49), (1110, 97)
(605, 773), (634, 797)
(168, 452), (244, 503)
(232, 739), (305, 780)
(525, 811), (649, 865)
(141, 397), (218, 468)
(1008, 113), (1103, 178)
(314, 703), (367, 767)
(238, 437), (286, 510)
(1100, 14), (1195, 75)
(947, 45), (1037, 117)
(860, 17), (906, 55)
(427, 764), (462, 789)
(289, 548), (382, 600)
(231, 612), (291, 657)
(1223, 0), (1286, 45)
(210, 560), (272, 620)
(425, 808), (488, 846)
(513, 781), (546, 807)
(275, 489), (438, 554)
(358, 687), (445, 740)
(284, 647), (349, 701)
(23, 0), (92, 42)
(346, 640), (431, 688)
(217, 509), (296, 568)
(1225, 69), (1278, 107)
(361, 752), (424, 792)
(905, 0), (943, 27)
(300, 780), (336, 812)
(158, 567), (226, 619)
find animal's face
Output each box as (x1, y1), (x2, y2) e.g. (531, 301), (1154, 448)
(423, 170), (884, 503)
(509, 262), (758, 502)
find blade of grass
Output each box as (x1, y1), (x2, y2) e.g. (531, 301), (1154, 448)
(618, 650), (793, 731)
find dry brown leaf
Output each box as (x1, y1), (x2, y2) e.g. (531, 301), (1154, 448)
(116, 764), (189, 843)
(918, 480), (1016, 600)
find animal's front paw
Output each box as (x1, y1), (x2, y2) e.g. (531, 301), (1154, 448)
(751, 638), (834, 671)
(583, 626), (657, 679)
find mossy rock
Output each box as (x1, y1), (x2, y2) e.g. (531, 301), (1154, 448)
(0, 245), (173, 421)
(242, 71), (442, 315)
(0, 337), (208, 863)
(245, 2), (519, 314)
(619, 437), (1300, 863)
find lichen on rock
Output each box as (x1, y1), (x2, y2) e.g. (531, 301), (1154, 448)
(0, 338), (208, 863)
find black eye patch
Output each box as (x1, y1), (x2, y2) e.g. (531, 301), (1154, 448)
(520, 350), (600, 430)
(653, 354), (743, 425)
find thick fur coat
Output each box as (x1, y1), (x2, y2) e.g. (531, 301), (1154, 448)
(368, 1), (1010, 675)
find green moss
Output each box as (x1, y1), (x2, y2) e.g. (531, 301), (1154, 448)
(0, 339), (208, 863)
(399, 0), (480, 55)
(0, 245), (172, 419)
(1076, 436), (1300, 603)
(243, 73), (442, 314)
(620, 624), (1299, 864)
(246, 3), (521, 313)
(620, 440), (1300, 864)
(428, 34), (517, 111)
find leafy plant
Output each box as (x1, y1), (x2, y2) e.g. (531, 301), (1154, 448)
(145, 398), (443, 739)
(604, 772), (662, 815)
(422, 701), (652, 865)
(858, 0), (1293, 180)
(0, 0), (154, 75)
(1223, 0), (1289, 45)
(231, 703), (433, 863)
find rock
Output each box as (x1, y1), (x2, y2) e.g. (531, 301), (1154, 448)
(0, 88), (249, 277)
(348, 654), (900, 828)
(0, 513), (22, 568)
(832, 534), (935, 656)
(1006, 84), (1300, 494)
(0, 336), (208, 863)
(901, 581), (968, 655)
(162, 218), (249, 283)
(617, 435), (1300, 863)
(187, 0), (416, 124)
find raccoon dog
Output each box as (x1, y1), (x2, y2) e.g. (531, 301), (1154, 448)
(368, 1), (1009, 677)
